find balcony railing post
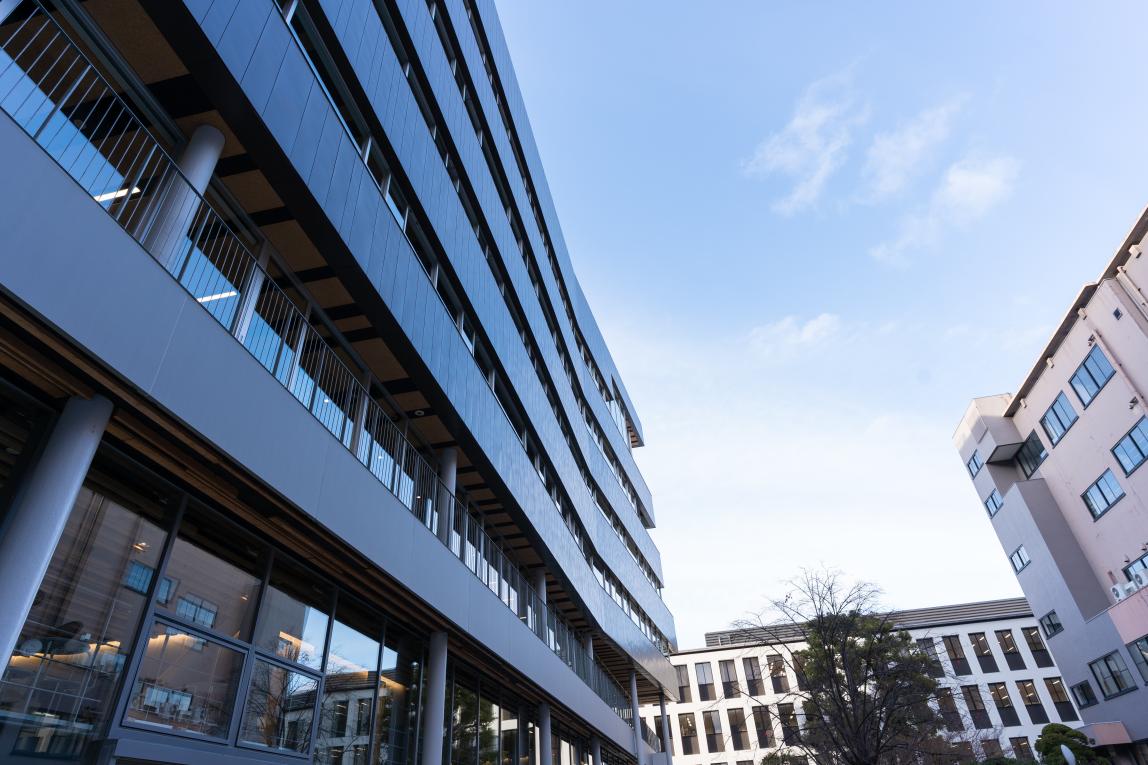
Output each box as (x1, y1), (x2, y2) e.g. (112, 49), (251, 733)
(435, 447), (456, 543)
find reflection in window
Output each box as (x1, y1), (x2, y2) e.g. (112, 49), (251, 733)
(373, 630), (423, 765)
(240, 659), (319, 752)
(254, 557), (331, 670)
(317, 604), (381, 762)
(125, 622), (244, 738)
(0, 474), (169, 757)
(161, 512), (262, 641)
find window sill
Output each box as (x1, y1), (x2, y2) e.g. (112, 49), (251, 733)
(1100, 686), (1139, 701)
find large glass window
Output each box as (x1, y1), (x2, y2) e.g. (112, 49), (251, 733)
(942, 635), (970, 675)
(743, 657), (764, 695)
(125, 621), (245, 739)
(674, 664), (692, 703)
(1070, 346), (1115, 406)
(1129, 637), (1148, 684)
(160, 510), (263, 641)
(727, 708), (749, 750)
(988, 683), (1019, 727)
(254, 557), (332, 670)
(239, 658), (319, 752)
(1040, 392), (1078, 445)
(1016, 432), (1047, 478)
(1113, 418), (1148, 475)
(1089, 651), (1137, 698)
(1044, 678), (1078, 722)
(1015, 680), (1048, 725)
(678, 713), (698, 755)
(961, 686), (991, 729)
(1071, 681), (1098, 708)
(719, 659), (740, 697)
(374, 628), (423, 765)
(1040, 611), (1064, 639)
(317, 600), (383, 762)
(450, 680), (478, 765)
(752, 706), (775, 748)
(0, 465), (171, 757)
(768, 654), (789, 693)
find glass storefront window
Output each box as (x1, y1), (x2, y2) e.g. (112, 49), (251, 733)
(239, 658), (318, 753)
(124, 621), (244, 738)
(254, 557), (331, 670)
(160, 509), (262, 641)
(374, 629), (422, 765)
(451, 682), (478, 765)
(479, 695), (499, 765)
(499, 707), (518, 765)
(0, 464), (171, 758)
(317, 599), (382, 762)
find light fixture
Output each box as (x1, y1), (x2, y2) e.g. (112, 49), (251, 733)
(414, 409), (425, 416)
(93, 186), (140, 203)
(197, 290), (238, 304)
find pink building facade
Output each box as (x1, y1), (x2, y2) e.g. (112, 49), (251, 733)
(954, 208), (1148, 763)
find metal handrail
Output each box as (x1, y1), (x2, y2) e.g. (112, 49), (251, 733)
(0, 0), (632, 723)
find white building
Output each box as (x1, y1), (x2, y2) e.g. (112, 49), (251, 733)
(640, 598), (1078, 765)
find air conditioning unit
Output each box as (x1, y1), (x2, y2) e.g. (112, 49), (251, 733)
(1111, 584), (1126, 601)
(1134, 571), (1148, 589)
(1123, 581), (1140, 596)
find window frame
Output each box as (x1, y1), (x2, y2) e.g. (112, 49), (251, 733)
(1088, 650), (1138, 699)
(1082, 469), (1125, 519)
(1112, 417), (1148, 476)
(1009, 545), (1031, 574)
(1070, 345), (1116, 408)
(1039, 611), (1064, 639)
(967, 450), (984, 478)
(1016, 431), (1048, 478)
(984, 489), (1004, 518)
(1040, 392), (1079, 446)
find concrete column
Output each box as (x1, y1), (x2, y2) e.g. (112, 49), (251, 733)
(658, 690), (671, 755)
(629, 670), (643, 765)
(584, 635), (594, 662)
(420, 631), (449, 765)
(590, 736), (602, 765)
(231, 242), (270, 343)
(436, 446), (457, 544)
(0, 395), (112, 666)
(143, 124), (226, 269)
(537, 702), (552, 765)
(535, 568), (547, 605)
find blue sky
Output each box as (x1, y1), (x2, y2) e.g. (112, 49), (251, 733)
(493, 1), (1148, 648)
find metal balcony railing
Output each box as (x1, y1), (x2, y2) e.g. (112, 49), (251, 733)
(0, 0), (632, 724)
(641, 721), (664, 753)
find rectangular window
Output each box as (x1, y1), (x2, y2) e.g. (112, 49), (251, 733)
(768, 654), (790, 693)
(696, 662), (715, 701)
(982, 739), (1003, 759)
(995, 629), (1025, 671)
(1016, 680), (1049, 725)
(719, 659), (741, 697)
(703, 710), (725, 753)
(1124, 552), (1148, 584)
(1070, 345), (1116, 406)
(778, 704), (799, 745)
(1071, 681), (1098, 707)
(1044, 677), (1079, 722)
(984, 489), (1004, 517)
(1113, 418), (1148, 475)
(1130, 637), (1148, 684)
(1040, 392), (1078, 445)
(743, 657), (765, 695)
(943, 635), (971, 675)
(1022, 627), (1053, 668)
(1083, 469), (1125, 518)
(961, 685), (992, 729)
(1010, 545), (1031, 573)
(936, 688), (961, 730)
(916, 637), (943, 677)
(678, 713), (698, 755)
(1089, 651), (1137, 698)
(988, 682), (1020, 727)
(1017, 431), (1048, 478)
(752, 707), (775, 748)
(727, 708), (750, 750)
(1040, 611), (1064, 638)
(967, 450), (984, 477)
(676, 664), (692, 703)
(970, 632), (999, 673)
(1011, 738), (1033, 760)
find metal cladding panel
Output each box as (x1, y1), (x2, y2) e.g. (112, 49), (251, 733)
(285, 0), (668, 614)
(0, 112), (637, 750)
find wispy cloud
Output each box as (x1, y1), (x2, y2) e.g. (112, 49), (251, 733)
(743, 69), (869, 215)
(748, 313), (842, 358)
(861, 96), (967, 201)
(870, 154), (1019, 266)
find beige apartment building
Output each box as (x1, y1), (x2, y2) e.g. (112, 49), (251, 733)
(955, 207), (1148, 764)
(638, 598), (1078, 765)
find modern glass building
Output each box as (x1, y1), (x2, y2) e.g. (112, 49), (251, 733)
(0, 0), (678, 763)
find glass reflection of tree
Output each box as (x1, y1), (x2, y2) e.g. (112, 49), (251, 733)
(243, 661), (316, 752)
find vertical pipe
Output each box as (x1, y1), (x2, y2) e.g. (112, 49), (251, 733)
(420, 631), (449, 765)
(0, 395), (112, 667)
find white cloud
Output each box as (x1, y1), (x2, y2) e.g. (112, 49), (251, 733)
(748, 313), (841, 358)
(743, 69), (869, 215)
(870, 154), (1019, 265)
(862, 96), (966, 200)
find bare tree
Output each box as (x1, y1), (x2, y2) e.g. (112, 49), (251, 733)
(733, 569), (964, 765)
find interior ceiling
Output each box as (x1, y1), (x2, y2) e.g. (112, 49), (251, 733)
(69, 0), (654, 696)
